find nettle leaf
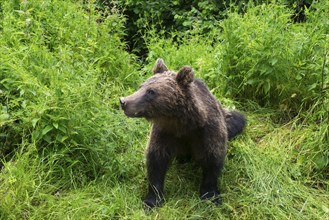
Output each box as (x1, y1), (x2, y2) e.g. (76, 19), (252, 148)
(314, 153), (328, 170)
(264, 81), (271, 94)
(61, 136), (69, 142)
(56, 134), (68, 143)
(246, 79), (256, 85)
(308, 83), (318, 91)
(43, 134), (52, 143)
(42, 125), (53, 135)
(31, 118), (39, 128)
(0, 114), (10, 126)
(270, 58), (278, 66)
(58, 125), (67, 133)
(295, 74), (302, 80)
(53, 122), (59, 129)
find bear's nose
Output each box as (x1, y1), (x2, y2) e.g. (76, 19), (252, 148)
(119, 97), (126, 109)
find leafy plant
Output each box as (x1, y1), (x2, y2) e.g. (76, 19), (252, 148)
(218, 3), (328, 114)
(0, 0), (137, 183)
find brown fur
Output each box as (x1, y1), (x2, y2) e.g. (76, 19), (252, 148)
(120, 58), (245, 208)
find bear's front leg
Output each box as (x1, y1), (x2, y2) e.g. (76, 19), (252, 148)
(144, 127), (177, 208)
(199, 154), (224, 205)
(144, 149), (171, 208)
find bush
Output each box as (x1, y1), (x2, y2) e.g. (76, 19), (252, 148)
(99, 0), (244, 55)
(0, 0), (137, 183)
(218, 3), (328, 114)
(217, 3), (328, 173)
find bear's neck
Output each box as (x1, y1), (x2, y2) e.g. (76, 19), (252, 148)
(152, 117), (194, 136)
(152, 106), (206, 136)
(150, 90), (207, 135)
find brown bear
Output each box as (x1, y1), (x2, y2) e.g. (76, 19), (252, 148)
(120, 58), (246, 208)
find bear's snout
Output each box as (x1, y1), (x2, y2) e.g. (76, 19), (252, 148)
(119, 97), (126, 109)
(119, 95), (146, 118)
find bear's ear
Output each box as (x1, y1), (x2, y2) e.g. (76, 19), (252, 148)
(152, 58), (168, 74)
(176, 66), (195, 86)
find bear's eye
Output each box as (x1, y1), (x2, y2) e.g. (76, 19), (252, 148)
(146, 89), (155, 96)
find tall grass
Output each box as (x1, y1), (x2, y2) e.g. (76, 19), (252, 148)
(219, 3), (328, 114)
(0, 0), (147, 218)
(0, 0), (140, 186)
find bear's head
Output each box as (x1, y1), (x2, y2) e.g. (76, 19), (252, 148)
(119, 58), (195, 120)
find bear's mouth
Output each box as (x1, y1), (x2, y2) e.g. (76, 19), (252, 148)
(124, 110), (144, 118)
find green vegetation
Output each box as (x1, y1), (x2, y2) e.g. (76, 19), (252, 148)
(0, 0), (328, 219)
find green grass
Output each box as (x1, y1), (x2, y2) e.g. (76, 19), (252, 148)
(0, 0), (328, 219)
(1, 114), (328, 219)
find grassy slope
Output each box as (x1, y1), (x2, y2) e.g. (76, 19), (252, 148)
(0, 0), (328, 219)
(2, 113), (328, 219)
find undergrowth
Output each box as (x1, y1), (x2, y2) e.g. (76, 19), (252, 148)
(0, 0), (328, 219)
